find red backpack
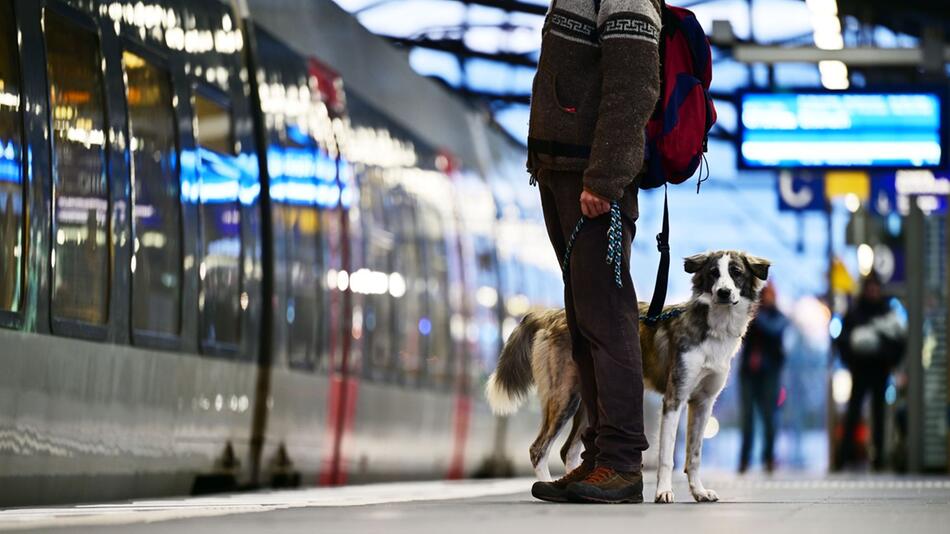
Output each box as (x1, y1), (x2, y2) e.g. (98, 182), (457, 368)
(643, 2), (717, 321)
(642, 3), (717, 190)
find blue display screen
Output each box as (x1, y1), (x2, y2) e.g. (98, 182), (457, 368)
(739, 92), (944, 169)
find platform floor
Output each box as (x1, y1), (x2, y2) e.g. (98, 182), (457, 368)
(2, 474), (950, 533)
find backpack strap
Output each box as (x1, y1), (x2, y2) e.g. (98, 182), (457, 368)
(646, 186), (670, 321)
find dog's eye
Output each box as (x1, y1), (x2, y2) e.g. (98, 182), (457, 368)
(710, 267), (719, 276)
(730, 267), (742, 277)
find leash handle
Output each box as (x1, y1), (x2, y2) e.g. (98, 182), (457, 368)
(560, 193), (676, 325)
(561, 201), (624, 289)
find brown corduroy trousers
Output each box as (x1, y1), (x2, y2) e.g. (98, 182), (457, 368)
(536, 168), (648, 472)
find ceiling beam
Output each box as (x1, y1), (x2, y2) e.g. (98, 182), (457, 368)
(731, 44), (950, 66)
(457, 0), (547, 16)
(386, 35), (538, 67)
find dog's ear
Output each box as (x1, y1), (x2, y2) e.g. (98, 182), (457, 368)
(684, 253), (707, 274)
(745, 255), (771, 281)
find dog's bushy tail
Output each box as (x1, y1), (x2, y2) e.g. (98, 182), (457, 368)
(485, 313), (539, 415)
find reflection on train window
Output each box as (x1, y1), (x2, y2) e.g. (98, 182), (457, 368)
(290, 154), (328, 370)
(46, 11), (110, 325)
(195, 93), (234, 156)
(272, 141), (326, 370)
(421, 205), (452, 388)
(278, 205), (324, 369)
(0, 0), (22, 314)
(359, 174), (395, 382)
(392, 190), (425, 385)
(124, 51), (182, 337)
(252, 29), (328, 369)
(194, 91), (241, 349)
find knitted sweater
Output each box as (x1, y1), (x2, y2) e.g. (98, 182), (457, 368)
(527, 0), (662, 201)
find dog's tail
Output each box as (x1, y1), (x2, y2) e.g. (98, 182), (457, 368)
(485, 313), (540, 416)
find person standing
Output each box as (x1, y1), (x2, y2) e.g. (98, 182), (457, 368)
(835, 272), (906, 471)
(738, 282), (788, 474)
(526, 0), (661, 504)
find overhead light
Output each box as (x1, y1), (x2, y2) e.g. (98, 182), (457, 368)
(844, 193), (861, 213)
(388, 272), (406, 298)
(857, 243), (875, 276)
(819, 60), (849, 90)
(703, 416), (720, 439)
(812, 16), (843, 50)
(832, 369), (852, 404)
(505, 294), (531, 316)
(476, 286), (498, 308)
(809, 0), (848, 89)
(806, 0), (838, 15)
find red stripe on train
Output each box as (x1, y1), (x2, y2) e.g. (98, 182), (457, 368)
(447, 393), (472, 480)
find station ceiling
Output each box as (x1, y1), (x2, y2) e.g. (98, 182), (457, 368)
(332, 0), (947, 141)
(839, 0), (950, 38)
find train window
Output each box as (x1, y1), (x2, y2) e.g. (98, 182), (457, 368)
(283, 148), (326, 370)
(194, 90), (242, 349)
(195, 93), (234, 155)
(393, 191), (425, 385)
(359, 174), (394, 382)
(269, 140), (325, 370)
(123, 51), (182, 337)
(46, 10), (110, 325)
(419, 205), (451, 388)
(0, 0), (23, 314)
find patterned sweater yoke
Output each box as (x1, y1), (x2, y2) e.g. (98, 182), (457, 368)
(547, 0), (661, 47)
(529, 0), (662, 201)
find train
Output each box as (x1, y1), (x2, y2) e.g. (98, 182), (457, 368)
(0, 0), (568, 506)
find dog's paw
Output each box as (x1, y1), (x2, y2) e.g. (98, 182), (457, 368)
(691, 488), (719, 503)
(654, 490), (675, 504)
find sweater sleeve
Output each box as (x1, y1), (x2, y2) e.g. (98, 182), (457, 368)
(583, 0), (662, 200)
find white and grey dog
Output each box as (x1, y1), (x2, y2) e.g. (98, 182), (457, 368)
(486, 250), (770, 503)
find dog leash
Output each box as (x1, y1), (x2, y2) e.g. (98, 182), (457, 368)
(640, 307), (684, 326)
(560, 198), (685, 326)
(561, 201), (625, 288)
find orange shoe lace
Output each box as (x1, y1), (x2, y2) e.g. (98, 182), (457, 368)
(582, 466), (616, 485)
(556, 464), (591, 485)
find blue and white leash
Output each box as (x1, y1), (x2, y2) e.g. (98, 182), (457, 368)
(605, 202), (624, 288)
(561, 201), (625, 289)
(640, 307), (684, 326)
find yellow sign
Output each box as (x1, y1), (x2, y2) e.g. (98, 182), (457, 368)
(830, 257), (856, 295)
(825, 171), (870, 200)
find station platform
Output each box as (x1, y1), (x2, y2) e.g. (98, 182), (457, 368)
(2, 474), (949, 533)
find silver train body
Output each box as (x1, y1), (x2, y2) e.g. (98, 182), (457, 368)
(0, 0), (576, 506)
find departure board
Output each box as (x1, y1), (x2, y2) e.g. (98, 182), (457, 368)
(739, 91), (945, 169)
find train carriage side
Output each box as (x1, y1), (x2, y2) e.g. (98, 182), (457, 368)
(0, 0), (266, 505)
(242, 22), (360, 488)
(0, 0), (578, 505)
(450, 171), (510, 476)
(340, 91), (473, 482)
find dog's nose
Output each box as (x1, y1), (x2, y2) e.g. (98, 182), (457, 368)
(716, 288), (732, 300)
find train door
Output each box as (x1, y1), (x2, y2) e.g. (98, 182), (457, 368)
(309, 57), (358, 485)
(244, 22), (336, 487)
(0, 0), (34, 334)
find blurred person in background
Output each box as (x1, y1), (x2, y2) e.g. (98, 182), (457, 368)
(738, 282), (788, 474)
(835, 272), (906, 471)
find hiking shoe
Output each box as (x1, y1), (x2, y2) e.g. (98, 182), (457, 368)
(531, 462), (594, 503)
(565, 466), (643, 504)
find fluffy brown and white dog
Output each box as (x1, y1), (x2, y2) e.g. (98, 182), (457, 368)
(486, 250), (770, 503)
